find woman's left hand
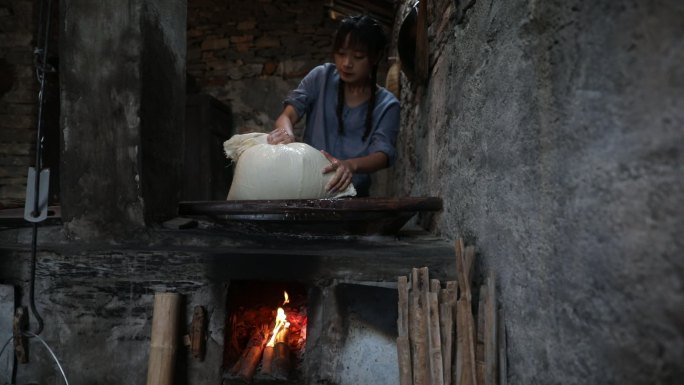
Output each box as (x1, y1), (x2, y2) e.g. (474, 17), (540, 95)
(267, 127), (295, 145)
(321, 150), (354, 193)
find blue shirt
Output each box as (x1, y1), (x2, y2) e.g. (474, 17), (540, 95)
(283, 63), (400, 196)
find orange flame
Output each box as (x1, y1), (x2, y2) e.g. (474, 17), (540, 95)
(266, 292), (290, 347)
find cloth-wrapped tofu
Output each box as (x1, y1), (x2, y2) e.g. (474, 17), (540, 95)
(223, 133), (356, 200)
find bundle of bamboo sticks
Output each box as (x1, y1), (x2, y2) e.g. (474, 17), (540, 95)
(397, 238), (506, 385)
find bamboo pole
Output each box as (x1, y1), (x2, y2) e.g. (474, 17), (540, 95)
(146, 292), (181, 385)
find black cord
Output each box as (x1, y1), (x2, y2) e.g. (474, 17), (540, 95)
(26, 0), (53, 337)
(30, 223), (44, 335)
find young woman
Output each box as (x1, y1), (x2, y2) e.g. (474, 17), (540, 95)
(267, 15), (400, 197)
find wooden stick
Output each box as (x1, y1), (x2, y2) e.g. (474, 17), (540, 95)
(397, 275), (413, 385)
(429, 291), (445, 385)
(146, 293), (181, 385)
(397, 336), (412, 385)
(455, 239), (477, 385)
(498, 305), (507, 385)
(439, 288), (455, 385)
(445, 281), (458, 384)
(411, 267), (430, 385)
(189, 306), (206, 361)
(464, 246), (478, 385)
(455, 299), (463, 385)
(476, 284), (487, 385)
(431, 279), (441, 293)
(484, 275), (498, 385)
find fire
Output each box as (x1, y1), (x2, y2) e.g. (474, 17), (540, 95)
(266, 292), (290, 347)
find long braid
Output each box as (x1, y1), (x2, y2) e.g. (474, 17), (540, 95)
(362, 66), (378, 141)
(337, 79), (345, 135)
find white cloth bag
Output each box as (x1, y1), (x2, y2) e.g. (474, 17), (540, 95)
(223, 133), (357, 200)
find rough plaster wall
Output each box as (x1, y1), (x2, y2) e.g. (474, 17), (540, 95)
(0, 251), (227, 385)
(391, 0), (684, 383)
(59, 0), (146, 236)
(60, 0), (187, 236)
(140, 0), (187, 224)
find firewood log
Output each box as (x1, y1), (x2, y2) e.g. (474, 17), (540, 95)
(429, 291), (445, 385)
(397, 275), (413, 385)
(230, 325), (268, 382)
(439, 288), (455, 385)
(484, 275), (498, 385)
(455, 240), (477, 385)
(411, 267), (430, 385)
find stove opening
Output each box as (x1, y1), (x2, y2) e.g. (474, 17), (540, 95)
(223, 281), (307, 384)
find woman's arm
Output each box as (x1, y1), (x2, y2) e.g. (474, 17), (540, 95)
(268, 104), (300, 144)
(321, 150), (389, 193)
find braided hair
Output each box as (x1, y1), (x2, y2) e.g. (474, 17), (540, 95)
(332, 15), (387, 141)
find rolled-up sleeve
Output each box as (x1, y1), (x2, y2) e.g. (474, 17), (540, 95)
(367, 101), (400, 166)
(283, 64), (326, 118)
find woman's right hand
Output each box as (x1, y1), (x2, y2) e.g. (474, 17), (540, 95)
(267, 127), (295, 145)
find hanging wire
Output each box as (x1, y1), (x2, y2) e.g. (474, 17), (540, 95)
(0, 335), (14, 384)
(0, 334), (70, 385)
(23, 331), (70, 385)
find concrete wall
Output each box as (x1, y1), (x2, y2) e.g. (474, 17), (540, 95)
(390, 0), (684, 383)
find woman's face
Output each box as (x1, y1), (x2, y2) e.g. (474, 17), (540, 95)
(334, 36), (372, 85)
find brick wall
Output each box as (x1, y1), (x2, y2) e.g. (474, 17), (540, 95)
(187, 0), (339, 133)
(0, 0), (37, 208)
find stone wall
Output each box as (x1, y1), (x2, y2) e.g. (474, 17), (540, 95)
(187, 0), (339, 133)
(0, 0), (37, 207)
(390, 0), (684, 383)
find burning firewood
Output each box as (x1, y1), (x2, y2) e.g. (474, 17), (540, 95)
(262, 321), (291, 380)
(229, 324), (269, 382)
(261, 300), (292, 380)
